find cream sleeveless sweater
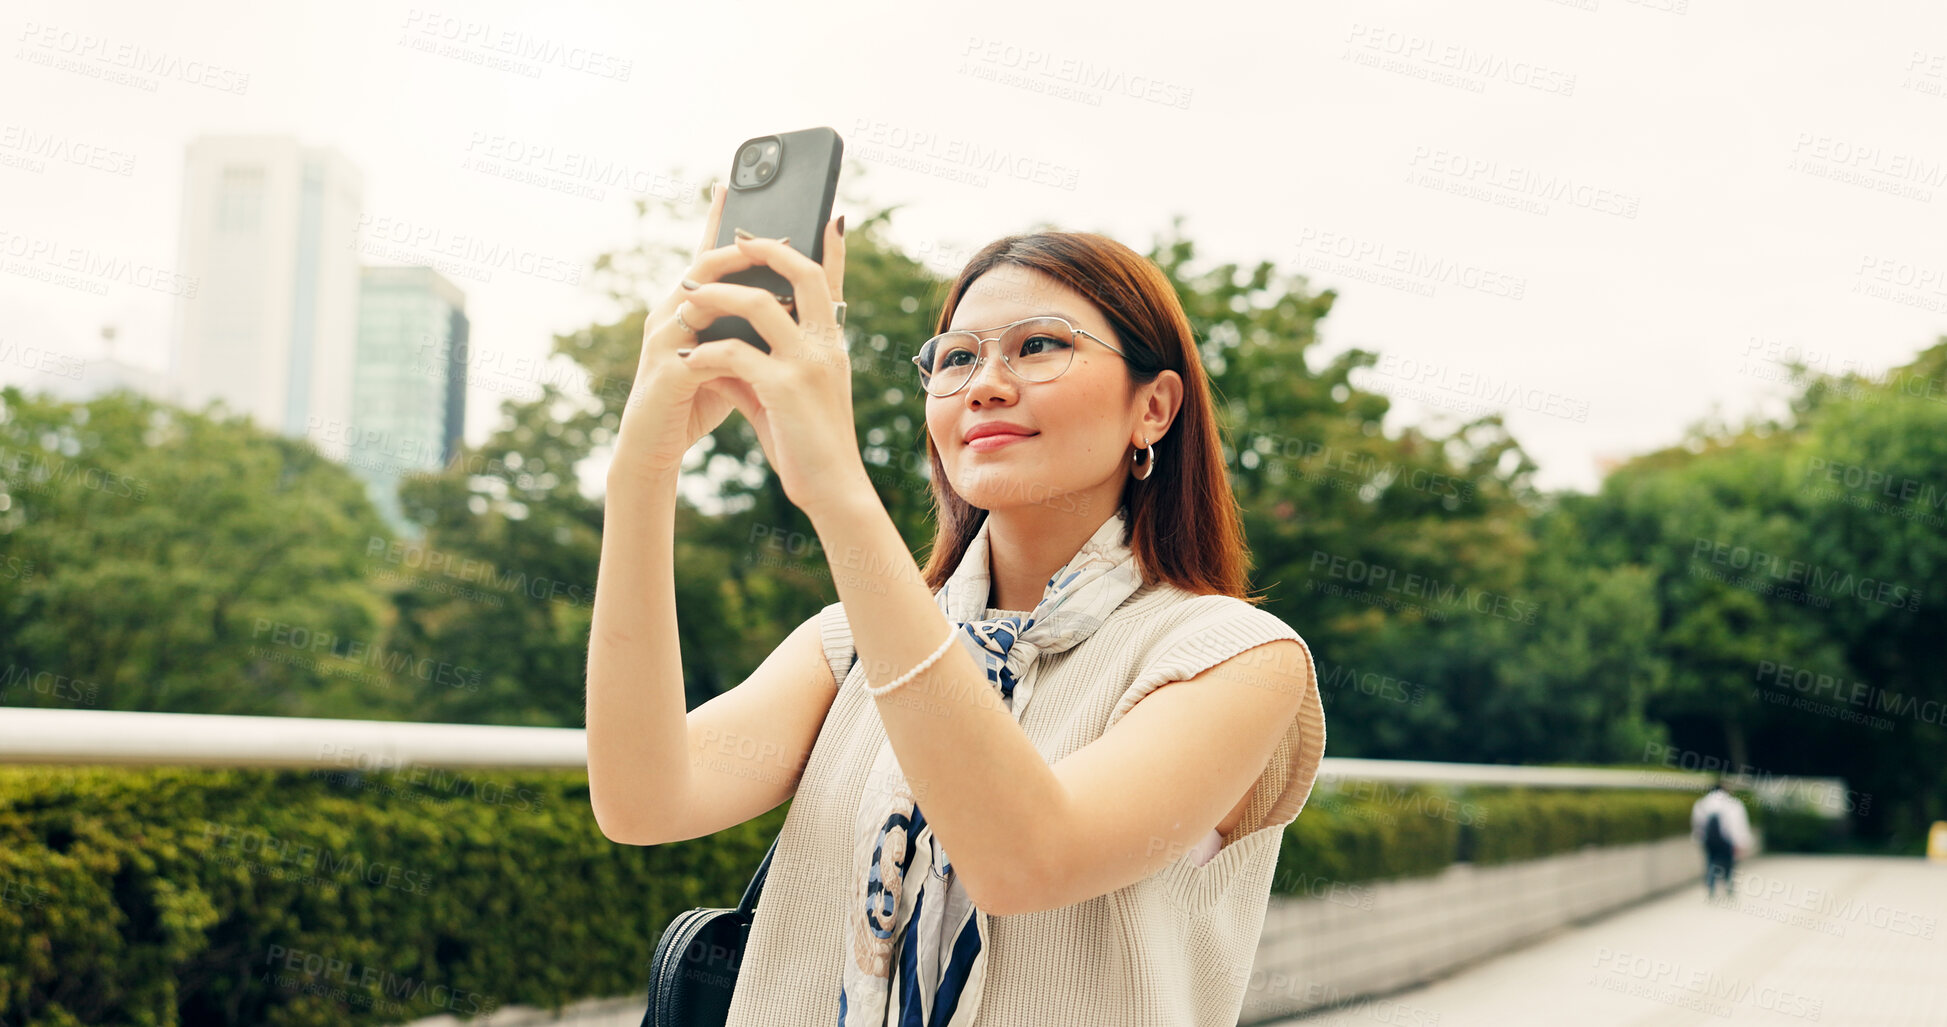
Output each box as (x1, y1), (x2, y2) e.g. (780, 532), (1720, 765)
(724, 579), (1327, 1026)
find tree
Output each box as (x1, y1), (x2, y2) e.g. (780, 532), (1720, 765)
(1569, 339), (1947, 845)
(0, 388), (405, 719)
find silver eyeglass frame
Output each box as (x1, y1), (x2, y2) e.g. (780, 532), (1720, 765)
(909, 315), (1129, 398)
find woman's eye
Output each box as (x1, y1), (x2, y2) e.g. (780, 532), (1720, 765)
(1022, 335), (1067, 353)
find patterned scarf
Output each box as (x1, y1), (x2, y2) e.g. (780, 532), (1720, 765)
(838, 507), (1146, 1026)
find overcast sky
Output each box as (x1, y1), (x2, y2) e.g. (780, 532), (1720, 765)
(4, 0), (1944, 498)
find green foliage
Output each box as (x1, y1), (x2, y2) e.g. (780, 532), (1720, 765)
(1274, 784), (1706, 890)
(1278, 784), (1459, 889)
(1457, 787), (1694, 866)
(0, 390), (404, 720)
(0, 765), (782, 1026)
(1153, 216), (1553, 763)
(1567, 339), (1947, 846)
(3, 767), (1725, 1024)
(1753, 806), (1848, 854)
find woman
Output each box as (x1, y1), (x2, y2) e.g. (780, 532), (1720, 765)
(586, 183), (1327, 1026)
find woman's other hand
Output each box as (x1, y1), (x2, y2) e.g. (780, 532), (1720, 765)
(671, 216), (867, 519)
(613, 181), (745, 482)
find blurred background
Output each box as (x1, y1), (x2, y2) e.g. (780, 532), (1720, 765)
(2, 0), (1943, 1024)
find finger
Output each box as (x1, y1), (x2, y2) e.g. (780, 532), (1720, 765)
(824, 214), (846, 304)
(644, 299), (719, 358)
(701, 375), (756, 408)
(649, 236), (762, 332)
(692, 181), (726, 264)
(732, 235), (834, 328)
(660, 241), (779, 304)
(685, 241), (772, 289)
(678, 282), (808, 361)
(679, 332), (777, 388)
(702, 376), (763, 427)
(697, 370), (778, 469)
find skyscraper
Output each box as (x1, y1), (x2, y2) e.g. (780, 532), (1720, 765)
(349, 265), (468, 535)
(170, 136), (363, 454)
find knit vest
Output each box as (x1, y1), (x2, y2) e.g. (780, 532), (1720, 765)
(723, 579), (1327, 1026)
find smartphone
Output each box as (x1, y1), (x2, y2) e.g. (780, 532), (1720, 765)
(695, 126), (844, 354)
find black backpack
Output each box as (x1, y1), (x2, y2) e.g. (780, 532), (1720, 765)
(1703, 810), (1729, 851)
(640, 645), (856, 1027)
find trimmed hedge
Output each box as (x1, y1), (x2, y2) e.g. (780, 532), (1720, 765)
(1461, 787), (1697, 866)
(1755, 805), (1848, 852)
(1274, 783), (1797, 890)
(1276, 784), (1460, 891)
(0, 767), (1831, 1025)
(0, 765), (782, 1027)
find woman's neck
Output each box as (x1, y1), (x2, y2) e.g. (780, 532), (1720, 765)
(982, 508), (1115, 612)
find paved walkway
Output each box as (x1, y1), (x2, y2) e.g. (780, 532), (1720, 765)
(1266, 855), (1945, 1026)
(402, 994), (645, 1026)
(400, 856), (1941, 1027)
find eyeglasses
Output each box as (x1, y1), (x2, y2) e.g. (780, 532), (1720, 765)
(910, 315), (1129, 398)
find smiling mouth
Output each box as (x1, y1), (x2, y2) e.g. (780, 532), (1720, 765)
(966, 432), (1037, 449)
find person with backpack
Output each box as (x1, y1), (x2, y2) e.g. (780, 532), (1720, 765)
(1691, 776), (1755, 900)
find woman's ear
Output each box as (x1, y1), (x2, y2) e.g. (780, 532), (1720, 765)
(1145, 370), (1184, 437)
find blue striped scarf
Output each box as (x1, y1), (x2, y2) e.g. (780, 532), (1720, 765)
(838, 508), (1145, 1026)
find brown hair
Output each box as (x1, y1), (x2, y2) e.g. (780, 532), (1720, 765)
(914, 230), (1262, 604)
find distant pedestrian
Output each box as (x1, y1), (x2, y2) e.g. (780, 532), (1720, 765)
(1691, 776), (1754, 900)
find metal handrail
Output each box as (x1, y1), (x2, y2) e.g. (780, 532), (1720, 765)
(1316, 756), (1850, 818)
(0, 708), (1848, 815)
(0, 708), (584, 771)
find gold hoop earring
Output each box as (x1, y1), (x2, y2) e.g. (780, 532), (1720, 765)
(1132, 434), (1157, 481)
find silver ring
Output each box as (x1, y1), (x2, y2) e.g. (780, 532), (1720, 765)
(832, 301), (847, 329)
(673, 306), (697, 335)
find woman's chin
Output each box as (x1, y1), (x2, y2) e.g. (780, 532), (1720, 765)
(954, 471), (1096, 514)
(957, 464), (1038, 498)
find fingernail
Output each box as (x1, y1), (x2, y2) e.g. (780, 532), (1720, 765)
(681, 277), (701, 290)
(733, 227), (755, 240)
(677, 347), (695, 358)
(836, 214), (845, 237)
(776, 236), (790, 246)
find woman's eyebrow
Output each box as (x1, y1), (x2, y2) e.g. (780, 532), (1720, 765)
(950, 311), (1089, 332)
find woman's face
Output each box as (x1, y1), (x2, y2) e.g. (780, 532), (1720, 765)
(924, 265), (1140, 515)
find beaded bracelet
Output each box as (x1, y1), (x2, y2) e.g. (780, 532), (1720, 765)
(860, 625), (961, 698)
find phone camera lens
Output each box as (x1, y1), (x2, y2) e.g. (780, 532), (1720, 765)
(756, 161), (774, 179)
(740, 147), (759, 167)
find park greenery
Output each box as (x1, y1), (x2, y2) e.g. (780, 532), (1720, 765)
(2, 167), (1942, 853)
(0, 765), (1811, 1025)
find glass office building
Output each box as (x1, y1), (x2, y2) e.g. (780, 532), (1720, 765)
(349, 266), (468, 536)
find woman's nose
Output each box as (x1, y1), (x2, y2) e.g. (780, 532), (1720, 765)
(964, 346), (1014, 394)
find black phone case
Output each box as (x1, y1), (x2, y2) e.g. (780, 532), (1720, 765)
(696, 126), (844, 354)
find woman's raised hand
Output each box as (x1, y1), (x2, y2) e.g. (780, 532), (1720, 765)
(670, 213), (864, 520)
(615, 181), (745, 480)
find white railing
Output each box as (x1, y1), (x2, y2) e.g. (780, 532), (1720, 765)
(0, 708), (584, 770)
(1315, 756), (1850, 819)
(0, 708), (1849, 815)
